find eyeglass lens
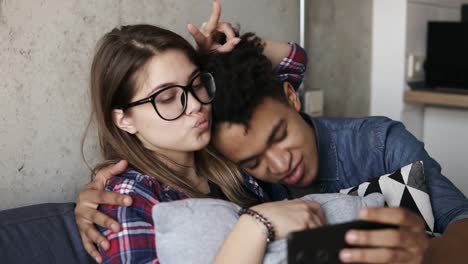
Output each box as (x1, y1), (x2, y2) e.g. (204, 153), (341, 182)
(153, 73), (215, 120)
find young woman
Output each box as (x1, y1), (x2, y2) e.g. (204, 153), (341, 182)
(80, 2), (324, 263)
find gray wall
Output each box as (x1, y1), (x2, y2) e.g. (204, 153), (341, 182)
(0, 0), (299, 210)
(306, 0), (373, 117)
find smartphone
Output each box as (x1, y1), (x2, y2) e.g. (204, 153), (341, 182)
(287, 220), (398, 264)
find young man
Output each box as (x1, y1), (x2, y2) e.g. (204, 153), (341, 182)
(204, 37), (468, 263)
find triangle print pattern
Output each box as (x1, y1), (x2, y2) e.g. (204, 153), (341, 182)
(340, 161), (435, 234)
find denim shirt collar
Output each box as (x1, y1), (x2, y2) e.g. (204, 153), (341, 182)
(301, 113), (339, 182)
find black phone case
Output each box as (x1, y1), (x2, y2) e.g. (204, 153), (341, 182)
(287, 220), (398, 264)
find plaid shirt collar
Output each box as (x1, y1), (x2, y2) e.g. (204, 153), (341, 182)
(242, 172), (268, 201)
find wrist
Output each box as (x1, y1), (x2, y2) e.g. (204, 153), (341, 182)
(238, 207), (276, 242)
(238, 214), (269, 242)
(423, 236), (445, 264)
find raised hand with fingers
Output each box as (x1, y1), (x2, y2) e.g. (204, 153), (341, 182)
(187, 0), (240, 53)
(340, 207), (429, 264)
(74, 160), (131, 263)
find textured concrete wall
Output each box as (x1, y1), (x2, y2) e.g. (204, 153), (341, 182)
(306, 0), (373, 117)
(0, 0), (299, 210)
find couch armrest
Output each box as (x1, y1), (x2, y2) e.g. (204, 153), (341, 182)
(0, 203), (95, 264)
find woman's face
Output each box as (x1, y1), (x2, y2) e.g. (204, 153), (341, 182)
(114, 49), (212, 159)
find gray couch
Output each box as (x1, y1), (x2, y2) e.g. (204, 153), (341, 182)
(0, 203), (94, 263)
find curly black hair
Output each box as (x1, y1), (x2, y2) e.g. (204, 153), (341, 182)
(201, 33), (288, 128)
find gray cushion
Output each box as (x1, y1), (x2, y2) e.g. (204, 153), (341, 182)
(0, 203), (94, 264)
(153, 193), (384, 264)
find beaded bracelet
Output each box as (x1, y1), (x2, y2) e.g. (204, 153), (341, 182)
(238, 208), (276, 242)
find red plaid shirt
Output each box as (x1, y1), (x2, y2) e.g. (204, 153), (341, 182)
(274, 42), (308, 89)
(98, 43), (307, 264)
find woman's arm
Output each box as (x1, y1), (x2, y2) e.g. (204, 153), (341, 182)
(214, 199), (325, 264)
(272, 42), (308, 91)
(187, 0), (307, 91)
(214, 214), (268, 263)
(263, 40), (292, 67)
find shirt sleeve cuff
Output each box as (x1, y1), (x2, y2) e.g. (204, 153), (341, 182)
(448, 211), (468, 226)
(273, 42), (295, 72)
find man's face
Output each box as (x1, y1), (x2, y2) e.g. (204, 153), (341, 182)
(212, 90), (319, 187)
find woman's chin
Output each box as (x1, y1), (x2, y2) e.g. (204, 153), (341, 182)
(189, 132), (211, 151)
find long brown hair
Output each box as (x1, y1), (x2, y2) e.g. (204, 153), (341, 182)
(83, 24), (255, 206)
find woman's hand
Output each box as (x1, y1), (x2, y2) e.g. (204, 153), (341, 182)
(252, 199), (326, 240)
(187, 0), (240, 53)
(74, 160), (131, 263)
(214, 199), (325, 264)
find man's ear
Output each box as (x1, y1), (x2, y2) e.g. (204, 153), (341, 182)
(112, 109), (137, 134)
(283, 82), (301, 112)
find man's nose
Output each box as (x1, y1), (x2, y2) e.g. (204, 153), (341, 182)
(265, 146), (291, 175)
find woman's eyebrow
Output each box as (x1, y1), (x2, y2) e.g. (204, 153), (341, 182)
(187, 69), (201, 82)
(147, 69), (200, 96)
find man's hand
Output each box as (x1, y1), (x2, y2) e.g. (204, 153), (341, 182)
(74, 160), (132, 263)
(340, 207), (429, 263)
(187, 0), (240, 53)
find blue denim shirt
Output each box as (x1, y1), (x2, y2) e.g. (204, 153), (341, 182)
(247, 114), (468, 233)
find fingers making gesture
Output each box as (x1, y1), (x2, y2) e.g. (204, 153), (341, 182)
(187, 0), (240, 53)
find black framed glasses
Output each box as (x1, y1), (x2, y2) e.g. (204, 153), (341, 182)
(119, 72), (216, 121)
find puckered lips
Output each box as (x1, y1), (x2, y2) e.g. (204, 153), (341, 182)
(194, 115), (209, 130)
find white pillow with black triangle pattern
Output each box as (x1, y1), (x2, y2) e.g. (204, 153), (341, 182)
(340, 161), (437, 235)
